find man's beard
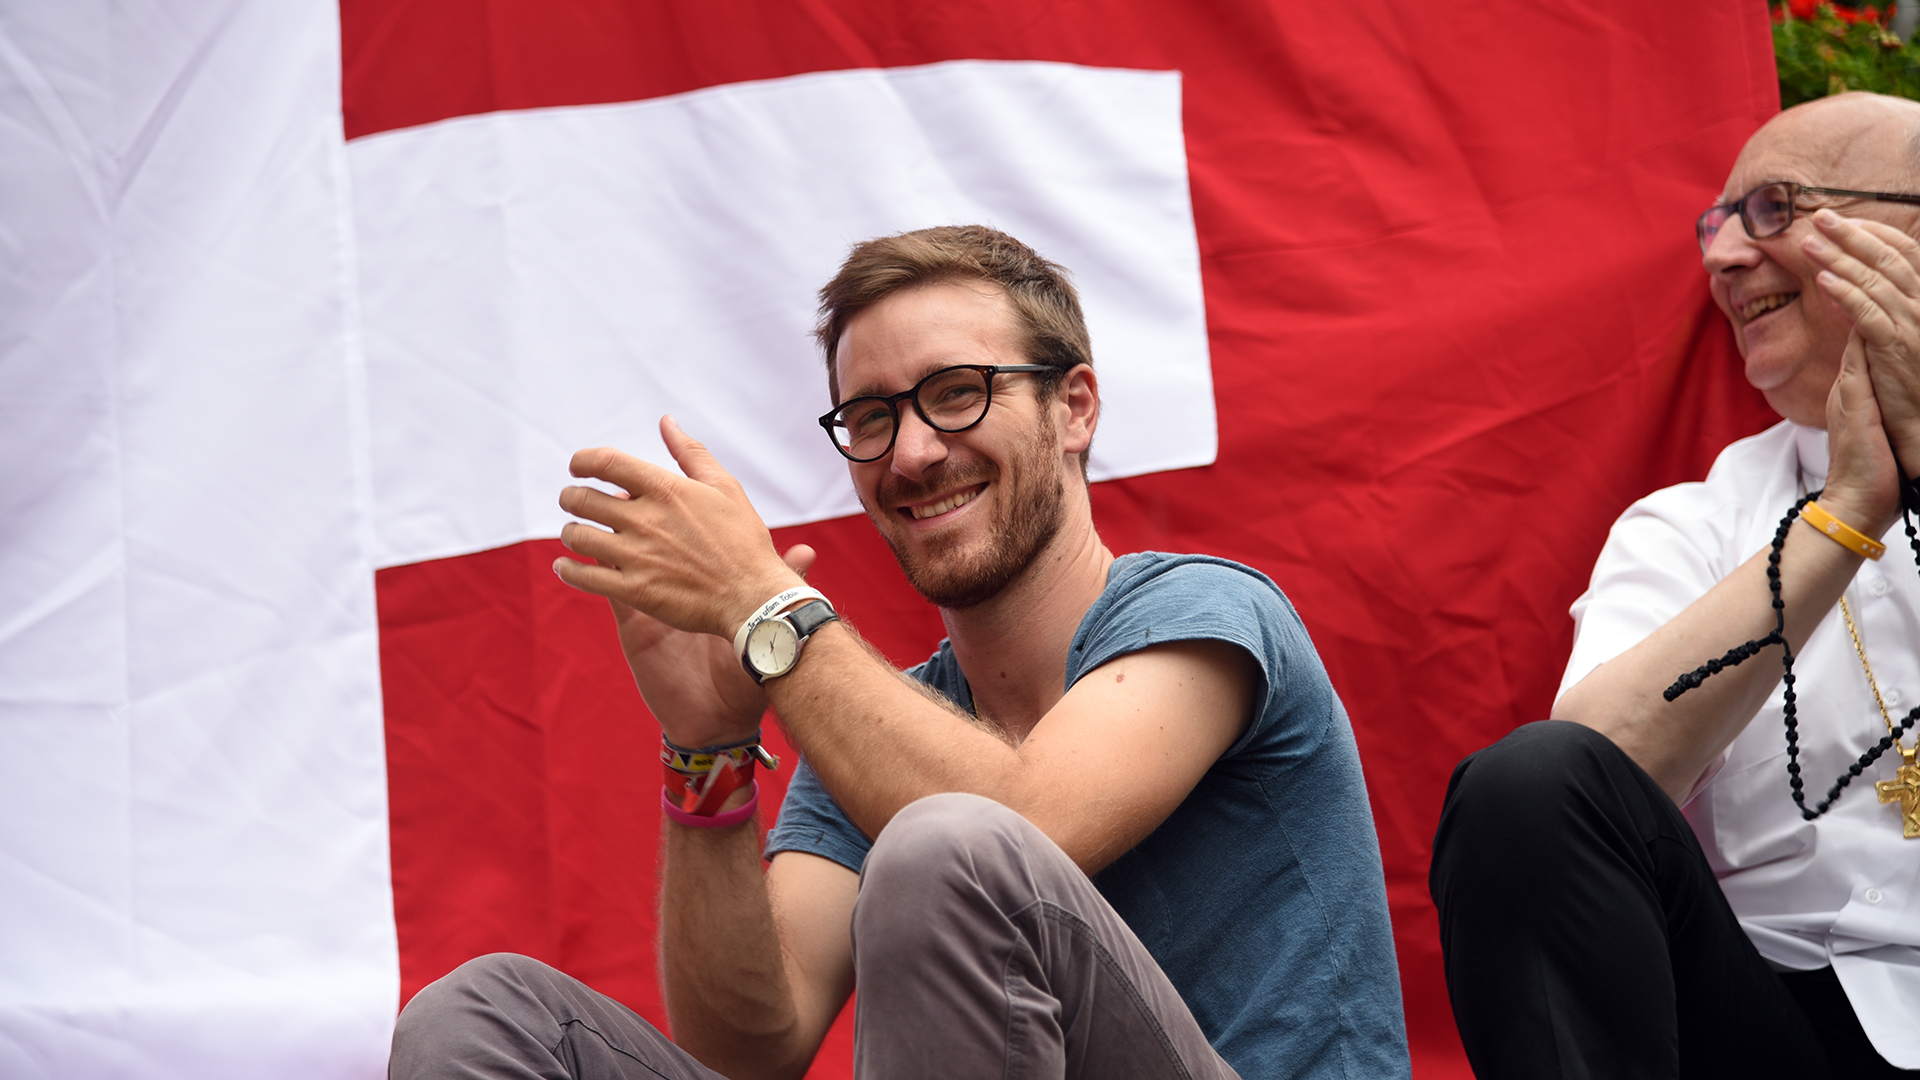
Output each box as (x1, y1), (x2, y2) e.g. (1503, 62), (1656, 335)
(867, 425), (1067, 610)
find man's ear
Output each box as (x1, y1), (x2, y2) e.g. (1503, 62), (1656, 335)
(1057, 363), (1099, 457)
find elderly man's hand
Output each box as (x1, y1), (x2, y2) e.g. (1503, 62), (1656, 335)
(1806, 210), (1920, 477)
(1822, 331), (1904, 537)
(554, 417), (805, 641)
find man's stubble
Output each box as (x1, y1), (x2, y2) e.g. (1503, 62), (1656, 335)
(870, 417), (1068, 610)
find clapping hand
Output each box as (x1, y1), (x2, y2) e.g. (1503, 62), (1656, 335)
(1806, 210), (1920, 490)
(554, 416), (816, 747)
(601, 544), (816, 749)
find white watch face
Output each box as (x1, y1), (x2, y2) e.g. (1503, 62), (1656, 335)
(746, 618), (799, 677)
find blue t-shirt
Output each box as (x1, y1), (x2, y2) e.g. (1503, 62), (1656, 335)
(765, 552), (1409, 1079)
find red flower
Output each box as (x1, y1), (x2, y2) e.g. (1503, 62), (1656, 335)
(1829, 2), (1892, 24)
(1779, 0), (1895, 23)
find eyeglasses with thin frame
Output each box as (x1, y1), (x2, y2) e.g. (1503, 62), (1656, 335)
(1697, 181), (1920, 253)
(819, 363), (1058, 463)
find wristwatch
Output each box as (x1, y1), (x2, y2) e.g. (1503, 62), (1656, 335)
(737, 595), (839, 683)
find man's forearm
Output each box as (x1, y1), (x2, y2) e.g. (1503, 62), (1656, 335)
(1554, 518), (1866, 802)
(766, 623), (1028, 840)
(659, 816), (811, 1080)
(763, 624), (1255, 874)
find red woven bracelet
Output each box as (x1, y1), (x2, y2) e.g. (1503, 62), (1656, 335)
(662, 780), (757, 829)
(661, 734), (778, 816)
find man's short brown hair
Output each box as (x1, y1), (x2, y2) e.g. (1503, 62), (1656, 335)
(814, 225), (1093, 404)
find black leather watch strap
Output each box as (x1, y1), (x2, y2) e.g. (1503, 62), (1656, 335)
(786, 599), (839, 640)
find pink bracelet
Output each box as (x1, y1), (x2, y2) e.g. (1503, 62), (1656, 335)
(661, 780), (757, 829)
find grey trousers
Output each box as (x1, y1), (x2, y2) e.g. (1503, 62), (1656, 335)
(389, 793), (1238, 1080)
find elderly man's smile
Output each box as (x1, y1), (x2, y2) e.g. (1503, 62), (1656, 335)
(1738, 291), (1798, 322)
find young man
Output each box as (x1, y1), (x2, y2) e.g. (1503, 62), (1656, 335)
(391, 226), (1408, 1079)
(1431, 94), (1920, 1077)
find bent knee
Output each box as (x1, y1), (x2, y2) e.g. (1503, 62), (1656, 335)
(1445, 720), (1627, 812)
(391, 954), (554, 1074)
(887, 791), (1017, 833)
(1433, 720), (1643, 874)
(397, 953), (546, 1029)
(859, 793), (1034, 904)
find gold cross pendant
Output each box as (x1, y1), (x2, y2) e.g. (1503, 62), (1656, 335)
(1877, 744), (1920, 839)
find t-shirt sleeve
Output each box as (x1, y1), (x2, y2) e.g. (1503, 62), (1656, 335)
(763, 754), (872, 874)
(1557, 483), (1742, 705)
(1072, 558), (1304, 760)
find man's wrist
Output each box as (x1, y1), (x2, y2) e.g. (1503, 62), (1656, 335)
(732, 586), (828, 657)
(723, 573), (810, 641)
(1801, 500), (1888, 560)
(662, 731), (778, 822)
(1812, 486), (1897, 540)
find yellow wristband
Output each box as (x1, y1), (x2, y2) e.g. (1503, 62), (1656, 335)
(1801, 501), (1885, 561)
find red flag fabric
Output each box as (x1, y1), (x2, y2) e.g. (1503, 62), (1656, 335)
(347, 2), (1782, 1076)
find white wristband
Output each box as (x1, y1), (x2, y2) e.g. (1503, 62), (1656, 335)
(732, 586), (828, 661)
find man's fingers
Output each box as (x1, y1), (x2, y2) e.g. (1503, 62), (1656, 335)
(558, 519), (623, 564)
(782, 543), (818, 580)
(1840, 329), (1871, 386)
(1827, 335), (1874, 452)
(1815, 268), (1895, 344)
(1833, 332), (1888, 431)
(558, 483), (647, 529)
(553, 555), (629, 598)
(569, 446), (675, 498)
(1811, 211), (1920, 311)
(1806, 223), (1911, 348)
(1823, 214), (1920, 289)
(659, 415), (743, 494)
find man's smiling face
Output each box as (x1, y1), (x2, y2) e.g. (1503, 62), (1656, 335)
(831, 280), (1069, 608)
(1704, 96), (1920, 425)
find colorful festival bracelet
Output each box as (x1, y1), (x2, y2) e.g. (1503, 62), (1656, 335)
(662, 780), (758, 829)
(661, 733), (780, 816)
(1801, 500), (1886, 561)
(660, 742), (776, 778)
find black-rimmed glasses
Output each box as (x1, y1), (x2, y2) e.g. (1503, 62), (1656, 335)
(819, 364), (1056, 462)
(1697, 181), (1920, 252)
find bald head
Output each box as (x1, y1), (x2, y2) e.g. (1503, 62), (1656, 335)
(1730, 92), (1920, 199)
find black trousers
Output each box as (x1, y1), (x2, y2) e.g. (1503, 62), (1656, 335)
(1430, 720), (1916, 1080)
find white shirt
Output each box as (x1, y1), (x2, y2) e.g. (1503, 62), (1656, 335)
(1560, 420), (1920, 1068)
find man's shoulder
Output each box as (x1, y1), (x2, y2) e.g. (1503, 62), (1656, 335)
(1081, 552), (1300, 648)
(1618, 419), (1802, 531)
(1100, 550), (1288, 608)
(1699, 418), (1803, 489)
(1100, 548), (1305, 624)
(1558, 420), (1807, 699)
(1072, 551), (1324, 702)
(906, 555), (1297, 693)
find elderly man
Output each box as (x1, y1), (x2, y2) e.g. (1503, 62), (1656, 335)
(389, 226), (1409, 1079)
(1431, 93), (1920, 1078)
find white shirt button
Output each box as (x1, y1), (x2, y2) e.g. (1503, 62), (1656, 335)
(1886, 688), (1904, 708)
(1869, 575), (1893, 598)
(1865, 888), (1885, 905)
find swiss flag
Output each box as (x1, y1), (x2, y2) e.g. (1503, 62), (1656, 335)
(1, 0), (1779, 1077)
(351, 1), (1781, 1074)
